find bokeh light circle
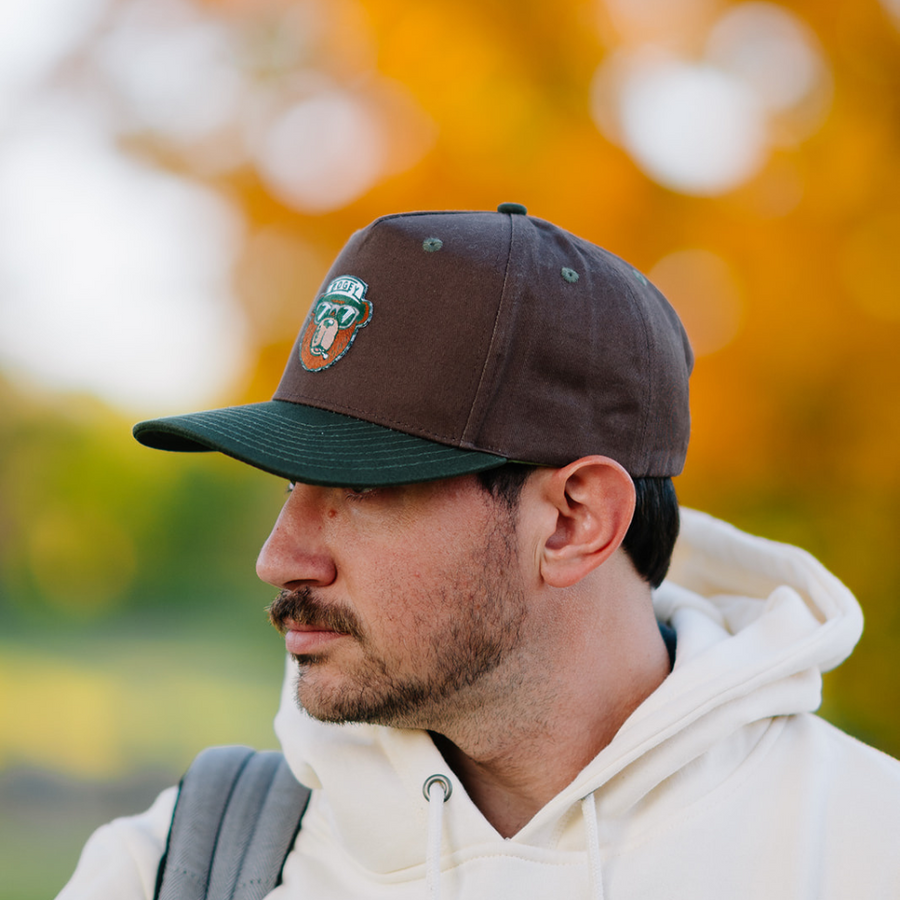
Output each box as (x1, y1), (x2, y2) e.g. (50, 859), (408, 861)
(254, 91), (386, 214)
(705, 2), (829, 115)
(613, 56), (768, 196)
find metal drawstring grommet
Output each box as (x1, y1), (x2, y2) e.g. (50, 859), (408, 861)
(422, 774), (453, 802)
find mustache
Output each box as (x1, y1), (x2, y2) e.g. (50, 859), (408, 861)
(267, 587), (364, 641)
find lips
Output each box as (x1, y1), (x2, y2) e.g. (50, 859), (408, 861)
(284, 620), (348, 655)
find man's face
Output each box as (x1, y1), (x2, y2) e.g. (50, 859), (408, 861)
(259, 475), (530, 730)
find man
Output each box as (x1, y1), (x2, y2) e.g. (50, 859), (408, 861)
(59, 205), (900, 899)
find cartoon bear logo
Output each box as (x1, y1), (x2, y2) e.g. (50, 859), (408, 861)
(299, 275), (372, 371)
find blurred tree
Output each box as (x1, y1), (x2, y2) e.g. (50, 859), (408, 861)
(0, 377), (280, 634)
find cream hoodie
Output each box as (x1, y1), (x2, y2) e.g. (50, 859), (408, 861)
(58, 510), (900, 899)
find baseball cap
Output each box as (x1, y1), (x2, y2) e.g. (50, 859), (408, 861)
(133, 204), (693, 487)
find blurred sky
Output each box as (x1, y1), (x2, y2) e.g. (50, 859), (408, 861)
(0, 0), (248, 412)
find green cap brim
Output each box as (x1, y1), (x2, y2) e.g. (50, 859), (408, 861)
(133, 401), (508, 487)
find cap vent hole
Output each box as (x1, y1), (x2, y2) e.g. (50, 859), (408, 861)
(561, 267), (580, 283)
(422, 237), (443, 252)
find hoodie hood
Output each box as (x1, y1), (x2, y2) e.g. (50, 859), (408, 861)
(272, 508), (864, 882)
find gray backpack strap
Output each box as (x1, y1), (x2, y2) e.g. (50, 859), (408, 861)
(209, 750), (311, 900)
(155, 745), (312, 900)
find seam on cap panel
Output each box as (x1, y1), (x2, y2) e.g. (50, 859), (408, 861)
(459, 213), (516, 445)
(621, 265), (653, 472)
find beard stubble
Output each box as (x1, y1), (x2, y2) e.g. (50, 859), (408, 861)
(266, 508), (528, 730)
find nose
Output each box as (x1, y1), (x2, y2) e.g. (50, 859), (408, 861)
(256, 483), (338, 590)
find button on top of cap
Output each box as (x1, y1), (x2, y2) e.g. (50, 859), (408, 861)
(497, 202), (527, 215)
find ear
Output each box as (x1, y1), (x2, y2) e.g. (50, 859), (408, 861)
(535, 456), (635, 589)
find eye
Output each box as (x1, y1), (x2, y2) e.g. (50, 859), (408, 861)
(345, 486), (375, 499)
(285, 482), (295, 494)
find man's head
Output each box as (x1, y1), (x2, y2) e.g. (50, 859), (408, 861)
(256, 454), (644, 733)
(132, 204), (693, 727)
(259, 474), (530, 728)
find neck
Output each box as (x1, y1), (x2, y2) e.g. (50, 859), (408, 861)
(431, 577), (671, 837)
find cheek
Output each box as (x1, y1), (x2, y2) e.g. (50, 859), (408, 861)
(327, 487), (500, 628)
(340, 542), (462, 637)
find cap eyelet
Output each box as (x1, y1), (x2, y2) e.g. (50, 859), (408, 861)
(561, 267), (580, 283)
(422, 774), (453, 802)
(422, 237), (443, 252)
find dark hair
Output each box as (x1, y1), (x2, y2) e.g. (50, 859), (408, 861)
(476, 464), (679, 589)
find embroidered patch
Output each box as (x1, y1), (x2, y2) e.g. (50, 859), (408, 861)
(299, 275), (372, 371)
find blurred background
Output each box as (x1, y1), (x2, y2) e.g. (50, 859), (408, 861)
(1, 0), (899, 895)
